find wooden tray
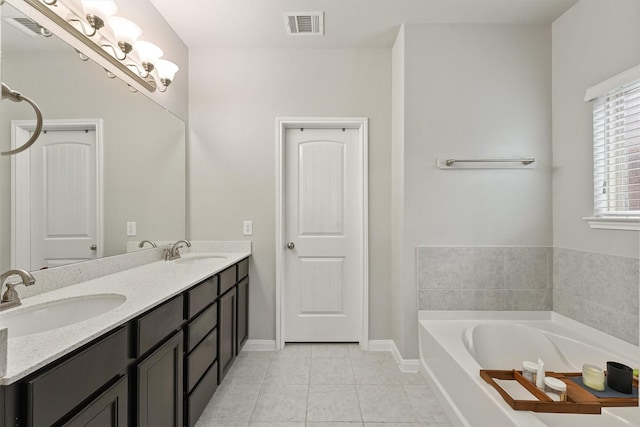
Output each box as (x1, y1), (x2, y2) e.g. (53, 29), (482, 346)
(480, 370), (639, 415)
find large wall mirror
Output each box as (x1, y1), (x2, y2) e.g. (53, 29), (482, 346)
(0, 2), (186, 272)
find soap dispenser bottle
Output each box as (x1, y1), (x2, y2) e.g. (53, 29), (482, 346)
(535, 358), (545, 390)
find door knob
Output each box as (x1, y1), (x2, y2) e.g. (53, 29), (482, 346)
(90, 244), (97, 251)
(286, 242), (295, 250)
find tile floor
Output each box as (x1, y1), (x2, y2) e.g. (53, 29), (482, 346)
(195, 343), (455, 427)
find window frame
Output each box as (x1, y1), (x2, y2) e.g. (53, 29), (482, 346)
(584, 65), (640, 231)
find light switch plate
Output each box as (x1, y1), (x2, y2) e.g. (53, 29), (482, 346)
(243, 220), (253, 236)
(126, 221), (136, 236)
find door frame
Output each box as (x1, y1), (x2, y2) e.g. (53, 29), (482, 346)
(275, 117), (369, 351)
(11, 119), (104, 269)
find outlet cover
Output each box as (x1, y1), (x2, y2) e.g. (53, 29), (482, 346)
(126, 221), (136, 236)
(243, 221), (253, 236)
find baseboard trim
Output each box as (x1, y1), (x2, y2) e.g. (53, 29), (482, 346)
(367, 339), (394, 352)
(242, 339), (276, 351)
(243, 338), (419, 371)
(369, 339), (420, 373)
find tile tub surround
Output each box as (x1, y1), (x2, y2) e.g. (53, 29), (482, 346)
(194, 343), (454, 427)
(553, 247), (639, 345)
(417, 246), (553, 311)
(0, 250), (250, 384)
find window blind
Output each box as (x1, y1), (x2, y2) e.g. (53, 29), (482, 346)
(593, 79), (640, 216)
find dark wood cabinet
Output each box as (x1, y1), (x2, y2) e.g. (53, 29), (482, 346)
(218, 287), (236, 382)
(186, 303), (217, 352)
(0, 256), (249, 427)
(219, 266), (236, 296)
(28, 327), (129, 427)
(136, 296), (184, 357)
(236, 277), (249, 353)
(237, 258), (249, 281)
(186, 329), (217, 392)
(187, 276), (218, 318)
(62, 376), (128, 427)
(186, 362), (217, 427)
(137, 331), (183, 427)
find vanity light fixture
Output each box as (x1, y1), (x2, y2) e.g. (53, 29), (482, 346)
(135, 40), (163, 74)
(31, 0), (178, 92)
(78, 0), (117, 35)
(108, 16), (140, 57)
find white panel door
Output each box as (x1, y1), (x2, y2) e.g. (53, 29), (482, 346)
(284, 127), (362, 341)
(30, 129), (98, 269)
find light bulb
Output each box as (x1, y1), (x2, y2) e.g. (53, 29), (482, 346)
(109, 17), (141, 54)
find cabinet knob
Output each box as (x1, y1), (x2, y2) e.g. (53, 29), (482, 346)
(286, 242), (295, 250)
(90, 244), (97, 251)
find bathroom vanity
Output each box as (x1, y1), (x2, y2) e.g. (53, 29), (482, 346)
(0, 254), (249, 427)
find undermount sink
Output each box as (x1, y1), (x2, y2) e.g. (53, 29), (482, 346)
(174, 254), (227, 265)
(0, 294), (126, 338)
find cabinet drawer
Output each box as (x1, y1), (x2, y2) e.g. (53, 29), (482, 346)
(219, 266), (237, 295)
(187, 329), (217, 392)
(187, 361), (218, 427)
(188, 276), (218, 318)
(187, 302), (217, 352)
(28, 327), (129, 427)
(137, 295), (184, 356)
(237, 258), (249, 280)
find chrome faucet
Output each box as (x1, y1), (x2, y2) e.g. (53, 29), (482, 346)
(138, 240), (157, 248)
(0, 269), (36, 311)
(164, 240), (191, 261)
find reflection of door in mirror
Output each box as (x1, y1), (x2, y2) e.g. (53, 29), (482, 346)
(0, 3), (186, 273)
(12, 120), (103, 270)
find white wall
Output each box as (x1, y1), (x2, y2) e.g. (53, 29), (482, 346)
(552, 0), (640, 258)
(392, 23), (553, 358)
(188, 48), (392, 341)
(391, 26), (407, 357)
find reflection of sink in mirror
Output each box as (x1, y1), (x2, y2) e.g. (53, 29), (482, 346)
(0, 294), (126, 338)
(174, 255), (227, 265)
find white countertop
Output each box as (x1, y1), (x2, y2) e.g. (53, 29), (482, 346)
(0, 252), (250, 385)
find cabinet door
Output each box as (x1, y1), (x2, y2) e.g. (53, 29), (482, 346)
(28, 327), (129, 427)
(218, 288), (236, 382)
(62, 376), (128, 427)
(236, 277), (249, 353)
(137, 331), (183, 427)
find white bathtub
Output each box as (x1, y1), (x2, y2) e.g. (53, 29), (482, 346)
(418, 311), (639, 427)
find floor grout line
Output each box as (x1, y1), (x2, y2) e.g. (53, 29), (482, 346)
(199, 343), (454, 427)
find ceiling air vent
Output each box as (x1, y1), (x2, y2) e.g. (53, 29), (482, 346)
(285, 12), (324, 36)
(4, 17), (51, 37)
